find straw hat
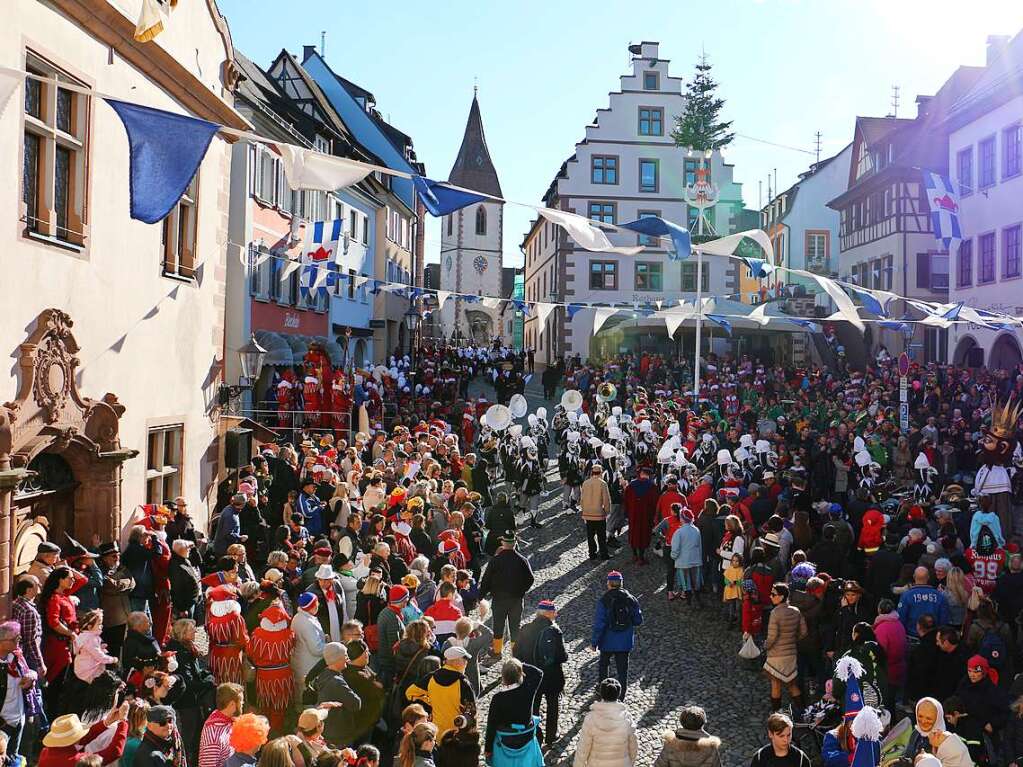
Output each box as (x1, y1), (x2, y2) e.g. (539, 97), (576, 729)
(43, 714), (91, 747)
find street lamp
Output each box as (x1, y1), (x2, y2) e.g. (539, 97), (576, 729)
(405, 303), (421, 369)
(901, 321), (914, 355)
(218, 335), (267, 410)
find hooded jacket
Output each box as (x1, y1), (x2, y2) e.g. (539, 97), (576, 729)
(573, 700), (638, 767)
(873, 611), (908, 686)
(405, 665), (476, 735)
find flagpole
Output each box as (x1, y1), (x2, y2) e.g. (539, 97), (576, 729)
(694, 247), (703, 397)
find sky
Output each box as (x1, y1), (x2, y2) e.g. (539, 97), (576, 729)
(217, 0), (1023, 269)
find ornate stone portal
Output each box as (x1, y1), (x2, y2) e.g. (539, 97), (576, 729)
(0, 309), (137, 605)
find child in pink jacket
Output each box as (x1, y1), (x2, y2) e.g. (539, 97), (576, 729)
(73, 609), (118, 683)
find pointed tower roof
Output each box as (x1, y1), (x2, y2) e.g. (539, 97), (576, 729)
(448, 93), (502, 198)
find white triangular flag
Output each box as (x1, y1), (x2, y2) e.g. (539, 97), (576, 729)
(747, 302), (771, 327)
(664, 313), (688, 338)
(536, 208), (643, 256)
(354, 275), (370, 290)
(436, 290), (452, 310)
(655, 300), (663, 310)
(280, 257), (302, 284)
(535, 303), (556, 337)
(311, 263), (328, 290)
(482, 297), (502, 309)
(592, 307), (619, 335)
(276, 143), (374, 192)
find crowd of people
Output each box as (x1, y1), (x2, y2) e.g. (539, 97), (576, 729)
(6, 343), (1023, 767)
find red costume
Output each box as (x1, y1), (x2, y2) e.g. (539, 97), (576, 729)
(43, 592), (79, 682)
(277, 373), (295, 429)
(331, 371), (352, 434)
(624, 476), (660, 551)
(205, 585), (248, 685)
(246, 603), (295, 731)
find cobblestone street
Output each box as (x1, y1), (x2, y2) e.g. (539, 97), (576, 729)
(471, 375), (772, 767)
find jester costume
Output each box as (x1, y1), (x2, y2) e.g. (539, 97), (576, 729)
(246, 603), (295, 731)
(206, 585), (248, 685)
(976, 398), (1021, 540)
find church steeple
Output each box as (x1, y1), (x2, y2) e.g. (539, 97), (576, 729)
(448, 93), (502, 197)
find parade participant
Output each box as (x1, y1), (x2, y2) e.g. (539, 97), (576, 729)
(581, 465), (612, 561)
(205, 585), (248, 685)
(623, 466), (659, 564)
(479, 533), (534, 659)
(198, 683), (244, 767)
(513, 599), (568, 748)
(573, 678), (638, 767)
(245, 604), (295, 732)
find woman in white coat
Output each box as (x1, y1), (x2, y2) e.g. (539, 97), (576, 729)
(291, 591), (326, 698)
(574, 678), (639, 767)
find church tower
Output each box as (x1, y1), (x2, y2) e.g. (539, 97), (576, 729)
(440, 92), (505, 346)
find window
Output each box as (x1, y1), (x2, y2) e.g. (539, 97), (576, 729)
(162, 173), (198, 279)
(979, 136), (997, 188)
(475, 205), (487, 235)
(588, 201), (615, 225)
(687, 206), (700, 231)
(636, 210), (660, 246)
(1004, 126), (1021, 179)
(639, 159), (658, 192)
(446, 214), (452, 236)
(806, 231), (828, 271)
(957, 239), (973, 287)
(881, 254), (893, 290)
(684, 159), (699, 187)
(643, 71), (659, 90)
(591, 155), (618, 184)
(1005, 225), (1021, 278)
(256, 148), (280, 205)
(638, 107), (663, 136)
(22, 55), (89, 244)
(634, 261), (663, 291)
(855, 141), (874, 180)
(681, 262), (710, 292)
(146, 424), (183, 505)
(590, 260), (618, 290)
(979, 232), (996, 283)
(248, 243), (270, 298)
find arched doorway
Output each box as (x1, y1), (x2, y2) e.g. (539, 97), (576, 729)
(13, 453), (78, 545)
(353, 339), (368, 368)
(953, 335), (982, 367)
(990, 333), (1023, 370)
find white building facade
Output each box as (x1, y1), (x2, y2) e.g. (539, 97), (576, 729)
(540, 41), (742, 362)
(947, 34), (1023, 370)
(1, 0), (247, 595)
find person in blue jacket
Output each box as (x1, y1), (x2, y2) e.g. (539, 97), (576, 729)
(896, 566), (950, 636)
(590, 570), (643, 700)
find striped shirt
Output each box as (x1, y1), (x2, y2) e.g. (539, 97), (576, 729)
(198, 710), (235, 767)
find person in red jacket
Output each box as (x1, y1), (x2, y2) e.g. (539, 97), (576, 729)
(148, 532), (172, 645)
(39, 702), (130, 767)
(624, 467), (660, 564)
(656, 477), (686, 521)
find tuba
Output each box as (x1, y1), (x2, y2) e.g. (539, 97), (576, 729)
(596, 382), (618, 403)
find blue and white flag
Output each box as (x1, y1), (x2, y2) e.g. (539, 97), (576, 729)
(706, 314), (732, 336)
(740, 257), (774, 279)
(106, 99), (220, 224)
(619, 216), (692, 260)
(301, 219), (344, 297)
(412, 176), (488, 216)
(922, 170), (961, 250)
(566, 303), (586, 319)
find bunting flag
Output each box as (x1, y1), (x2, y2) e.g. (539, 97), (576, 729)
(878, 320), (911, 332)
(435, 290), (452, 310)
(592, 307), (619, 335)
(922, 170), (961, 250)
(277, 143), (373, 193)
(481, 297), (502, 309)
(747, 302), (772, 327)
(706, 314), (733, 336)
(566, 304), (586, 319)
(663, 310), (692, 338)
(412, 176), (488, 216)
(511, 299), (531, 315)
(535, 303), (556, 336)
(618, 216), (692, 260)
(846, 285), (897, 318)
(106, 99), (220, 224)
(788, 268), (865, 332)
(354, 275), (370, 291)
(786, 318), (820, 331)
(698, 229), (775, 261)
(279, 257), (302, 284)
(537, 208), (643, 256)
(134, 0), (166, 42)
(740, 257), (774, 279)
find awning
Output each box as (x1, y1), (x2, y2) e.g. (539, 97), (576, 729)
(284, 334), (309, 361)
(332, 323), (374, 338)
(253, 331), (294, 367)
(322, 340), (344, 366)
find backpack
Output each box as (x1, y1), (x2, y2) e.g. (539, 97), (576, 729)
(979, 626), (1008, 670)
(604, 591), (634, 632)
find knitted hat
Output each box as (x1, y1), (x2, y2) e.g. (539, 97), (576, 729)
(297, 592), (319, 612)
(346, 640), (368, 661)
(607, 570), (623, 584)
(438, 539), (459, 555)
(537, 599), (557, 612)
(388, 585), (409, 604)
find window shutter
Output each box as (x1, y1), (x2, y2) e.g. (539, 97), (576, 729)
(916, 252), (931, 289)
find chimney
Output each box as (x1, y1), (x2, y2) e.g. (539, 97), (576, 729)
(302, 45), (317, 63)
(916, 95), (933, 119)
(987, 35), (1010, 65)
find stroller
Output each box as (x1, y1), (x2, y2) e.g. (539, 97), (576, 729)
(790, 698), (842, 760)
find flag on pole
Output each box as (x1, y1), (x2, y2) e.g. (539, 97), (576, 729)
(922, 170), (961, 250)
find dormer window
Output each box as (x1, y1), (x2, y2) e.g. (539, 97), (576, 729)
(643, 71), (659, 91)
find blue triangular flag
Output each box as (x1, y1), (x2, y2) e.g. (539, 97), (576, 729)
(878, 320), (911, 332)
(740, 257), (774, 279)
(785, 318), (818, 331)
(105, 99), (220, 224)
(705, 314), (732, 336)
(412, 175), (488, 217)
(847, 286), (889, 317)
(462, 295), (481, 304)
(566, 304), (584, 319)
(511, 299), (530, 315)
(619, 216), (692, 260)
(941, 302), (964, 320)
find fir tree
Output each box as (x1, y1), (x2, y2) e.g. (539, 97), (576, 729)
(672, 54), (734, 152)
